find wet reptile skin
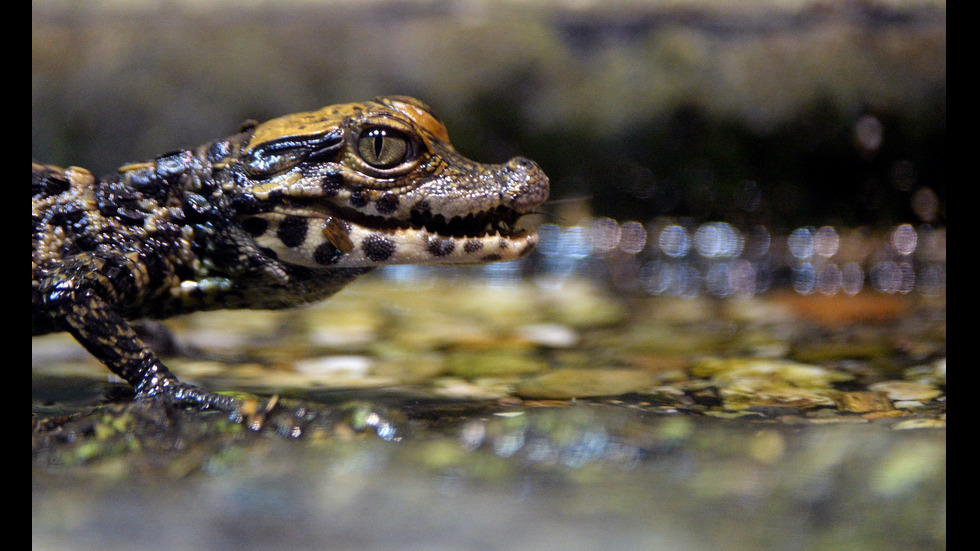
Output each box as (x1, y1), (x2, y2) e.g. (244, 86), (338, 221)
(32, 96), (549, 411)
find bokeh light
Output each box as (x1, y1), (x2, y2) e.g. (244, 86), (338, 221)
(658, 225), (691, 258)
(524, 217), (944, 298)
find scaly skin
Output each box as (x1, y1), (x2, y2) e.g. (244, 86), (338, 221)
(32, 96), (549, 411)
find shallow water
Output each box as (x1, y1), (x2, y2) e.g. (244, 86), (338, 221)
(33, 276), (945, 551)
(33, 412), (944, 551)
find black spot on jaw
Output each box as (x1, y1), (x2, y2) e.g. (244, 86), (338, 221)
(481, 253), (502, 262)
(242, 217), (269, 237)
(363, 234), (396, 262)
(277, 215), (309, 247)
(464, 240), (484, 253)
(350, 191), (368, 208)
(321, 170), (343, 196)
(427, 237), (455, 257)
(375, 193), (399, 215)
(314, 242), (343, 265)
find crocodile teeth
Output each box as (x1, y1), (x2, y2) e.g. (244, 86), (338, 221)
(408, 206), (519, 239)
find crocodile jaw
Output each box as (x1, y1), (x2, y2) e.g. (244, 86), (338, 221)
(252, 212), (540, 268)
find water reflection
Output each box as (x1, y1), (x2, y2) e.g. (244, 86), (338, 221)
(530, 218), (945, 297)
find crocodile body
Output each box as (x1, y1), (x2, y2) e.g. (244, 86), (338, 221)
(32, 96), (549, 410)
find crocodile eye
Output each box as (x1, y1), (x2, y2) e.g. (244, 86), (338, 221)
(357, 128), (411, 169)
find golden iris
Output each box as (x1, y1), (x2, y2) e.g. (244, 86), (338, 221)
(357, 128), (410, 169)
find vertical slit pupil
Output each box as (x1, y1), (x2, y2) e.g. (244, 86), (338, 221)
(358, 127), (410, 168)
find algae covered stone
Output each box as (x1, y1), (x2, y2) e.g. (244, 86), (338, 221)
(515, 368), (656, 399)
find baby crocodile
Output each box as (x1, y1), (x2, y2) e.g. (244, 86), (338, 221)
(33, 96), (549, 411)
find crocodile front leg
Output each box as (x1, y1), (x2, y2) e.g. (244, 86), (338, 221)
(36, 252), (238, 412)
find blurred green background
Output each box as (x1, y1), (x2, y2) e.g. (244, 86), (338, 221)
(32, 0), (945, 232)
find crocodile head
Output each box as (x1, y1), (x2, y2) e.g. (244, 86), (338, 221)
(232, 96), (549, 268)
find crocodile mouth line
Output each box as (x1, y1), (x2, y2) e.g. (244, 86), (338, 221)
(276, 201), (533, 241)
(407, 205), (527, 239)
